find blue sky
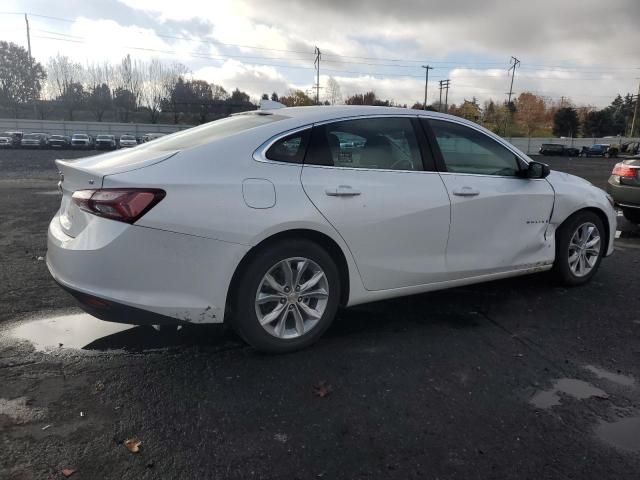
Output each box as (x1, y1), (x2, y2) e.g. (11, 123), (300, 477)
(1, 0), (638, 108)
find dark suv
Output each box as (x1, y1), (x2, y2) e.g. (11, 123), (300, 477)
(581, 144), (617, 158)
(539, 144), (580, 156)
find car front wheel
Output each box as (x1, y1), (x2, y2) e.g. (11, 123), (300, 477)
(553, 211), (605, 286)
(231, 239), (340, 353)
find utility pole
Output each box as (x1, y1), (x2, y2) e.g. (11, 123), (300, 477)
(314, 47), (321, 105)
(25, 13), (37, 118)
(438, 79), (450, 113)
(502, 56), (520, 136)
(631, 79), (640, 138)
(421, 65), (433, 110)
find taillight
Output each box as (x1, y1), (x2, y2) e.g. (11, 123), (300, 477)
(612, 163), (638, 179)
(72, 189), (165, 223)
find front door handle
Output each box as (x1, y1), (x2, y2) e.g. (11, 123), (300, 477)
(452, 187), (480, 197)
(325, 185), (361, 197)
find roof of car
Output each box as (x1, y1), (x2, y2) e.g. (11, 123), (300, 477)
(248, 105), (467, 124)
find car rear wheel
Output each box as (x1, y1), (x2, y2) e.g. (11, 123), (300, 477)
(231, 239), (340, 353)
(622, 208), (640, 224)
(552, 211), (605, 286)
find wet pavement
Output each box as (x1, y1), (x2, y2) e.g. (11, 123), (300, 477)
(1, 150), (640, 479)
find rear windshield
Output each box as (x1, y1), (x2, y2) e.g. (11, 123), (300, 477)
(73, 134), (88, 139)
(121, 135), (135, 140)
(141, 113), (286, 151)
(97, 135), (112, 139)
(50, 135), (64, 139)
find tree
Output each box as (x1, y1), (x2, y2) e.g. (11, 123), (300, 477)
(278, 89), (314, 107)
(582, 110), (613, 137)
(553, 107), (579, 137)
(229, 88), (251, 104)
(87, 83), (112, 121)
(113, 87), (136, 122)
(261, 93), (269, 100)
(344, 91), (392, 106)
(514, 92), (547, 137)
(47, 54), (83, 100)
(60, 82), (86, 121)
(270, 92), (278, 102)
(0, 41), (46, 117)
(451, 98), (481, 122)
(139, 60), (186, 123)
(326, 76), (342, 105)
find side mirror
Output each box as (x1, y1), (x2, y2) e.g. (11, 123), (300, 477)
(526, 161), (550, 179)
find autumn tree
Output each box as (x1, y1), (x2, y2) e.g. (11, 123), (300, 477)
(279, 89), (314, 107)
(514, 92), (547, 137)
(0, 41), (46, 117)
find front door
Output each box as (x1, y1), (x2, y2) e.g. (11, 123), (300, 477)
(425, 118), (556, 277)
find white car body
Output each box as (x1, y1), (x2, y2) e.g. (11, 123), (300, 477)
(47, 106), (616, 328)
(119, 136), (138, 148)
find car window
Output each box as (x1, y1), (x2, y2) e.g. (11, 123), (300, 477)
(306, 117), (423, 171)
(265, 129), (311, 163)
(428, 119), (521, 176)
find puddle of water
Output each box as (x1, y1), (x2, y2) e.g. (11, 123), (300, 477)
(3, 312), (233, 352)
(530, 378), (608, 409)
(5, 313), (133, 351)
(0, 397), (47, 424)
(584, 365), (635, 387)
(595, 416), (640, 453)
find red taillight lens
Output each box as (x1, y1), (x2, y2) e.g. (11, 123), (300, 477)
(72, 189), (165, 223)
(612, 163), (638, 179)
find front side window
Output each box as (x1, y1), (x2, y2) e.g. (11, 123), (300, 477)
(306, 117), (424, 171)
(265, 129), (311, 163)
(428, 119), (522, 176)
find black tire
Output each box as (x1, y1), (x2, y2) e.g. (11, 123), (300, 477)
(552, 210), (606, 286)
(622, 208), (640, 224)
(230, 239), (341, 353)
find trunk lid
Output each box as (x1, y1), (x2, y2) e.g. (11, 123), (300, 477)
(56, 147), (178, 237)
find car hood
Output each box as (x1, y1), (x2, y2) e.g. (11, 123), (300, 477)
(546, 169), (593, 188)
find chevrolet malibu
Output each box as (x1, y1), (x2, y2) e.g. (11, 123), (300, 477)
(48, 106), (616, 352)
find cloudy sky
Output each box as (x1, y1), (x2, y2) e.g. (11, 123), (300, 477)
(1, 0), (639, 107)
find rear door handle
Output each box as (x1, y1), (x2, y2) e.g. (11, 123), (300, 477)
(325, 185), (361, 197)
(452, 187), (480, 197)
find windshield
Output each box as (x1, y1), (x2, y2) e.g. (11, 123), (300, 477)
(97, 135), (112, 140)
(140, 113), (286, 151)
(50, 135), (64, 140)
(23, 134), (39, 139)
(73, 134), (88, 139)
(121, 135), (135, 140)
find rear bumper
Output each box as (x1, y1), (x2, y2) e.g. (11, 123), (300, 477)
(606, 178), (640, 208)
(47, 212), (249, 325)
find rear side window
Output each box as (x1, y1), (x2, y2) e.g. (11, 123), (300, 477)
(266, 129), (311, 163)
(306, 117), (423, 171)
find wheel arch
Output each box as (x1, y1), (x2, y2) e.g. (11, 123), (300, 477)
(556, 206), (611, 253)
(224, 228), (351, 321)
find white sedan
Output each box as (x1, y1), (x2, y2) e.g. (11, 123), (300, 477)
(48, 106), (616, 352)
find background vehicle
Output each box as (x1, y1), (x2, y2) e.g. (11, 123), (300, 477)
(539, 144), (580, 156)
(606, 159), (640, 223)
(0, 131), (23, 148)
(95, 134), (117, 150)
(48, 107), (616, 353)
(48, 135), (71, 149)
(142, 133), (166, 142)
(581, 144), (617, 158)
(118, 134), (138, 148)
(20, 133), (48, 149)
(71, 133), (94, 149)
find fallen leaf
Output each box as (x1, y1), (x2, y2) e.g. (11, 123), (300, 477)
(313, 381), (332, 398)
(62, 468), (77, 477)
(124, 438), (142, 453)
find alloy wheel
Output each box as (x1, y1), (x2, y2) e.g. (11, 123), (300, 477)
(567, 222), (601, 277)
(255, 257), (329, 339)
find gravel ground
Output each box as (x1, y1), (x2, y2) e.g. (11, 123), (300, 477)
(1, 149), (639, 480)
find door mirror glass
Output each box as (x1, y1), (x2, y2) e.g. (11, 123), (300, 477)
(526, 161), (550, 179)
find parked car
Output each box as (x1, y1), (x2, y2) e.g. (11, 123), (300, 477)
(48, 106), (616, 353)
(539, 144), (580, 156)
(71, 133), (94, 149)
(95, 134), (117, 150)
(21, 133), (48, 149)
(581, 144), (618, 158)
(48, 135), (71, 149)
(142, 133), (166, 143)
(118, 134), (138, 148)
(606, 159), (640, 223)
(0, 131), (23, 148)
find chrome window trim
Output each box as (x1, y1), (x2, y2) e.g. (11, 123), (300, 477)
(253, 125), (313, 166)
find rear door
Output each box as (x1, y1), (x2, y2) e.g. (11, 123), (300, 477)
(423, 118), (555, 277)
(300, 116), (452, 291)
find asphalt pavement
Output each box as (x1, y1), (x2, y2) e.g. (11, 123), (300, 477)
(1, 149), (639, 480)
